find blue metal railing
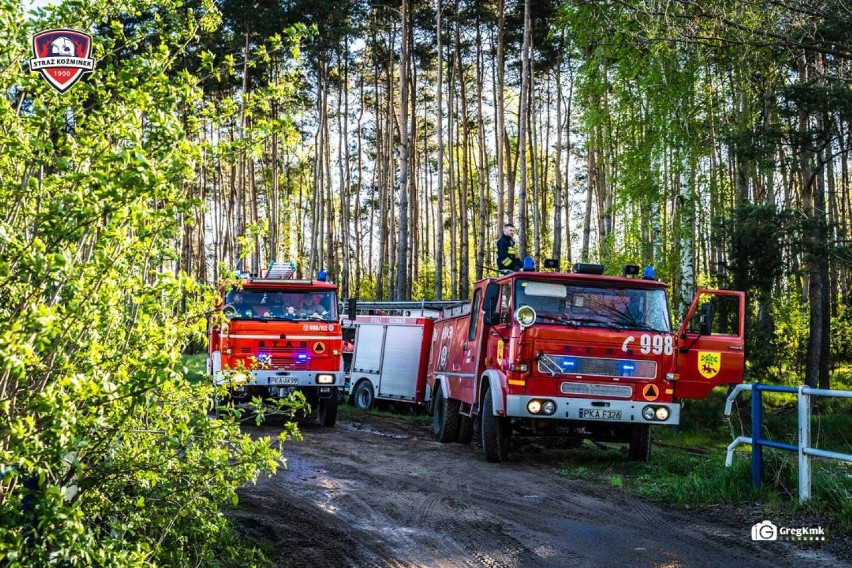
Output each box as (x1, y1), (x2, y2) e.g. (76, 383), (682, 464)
(724, 383), (852, 502)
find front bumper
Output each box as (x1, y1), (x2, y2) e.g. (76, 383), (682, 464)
(214, 369), (344, 388)
(505, 395), (680, 426)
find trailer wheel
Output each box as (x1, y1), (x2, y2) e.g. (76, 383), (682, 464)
(456, 414), (474, 445)
(352, 381), (375, 410)
(432, 386), (460, 442)
(481, 389), (509, 462)
(628, 424), (652, 462)
(318, 395), (338, 427)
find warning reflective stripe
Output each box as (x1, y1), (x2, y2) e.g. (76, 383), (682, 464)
(226, 334), (342, 340)
(508, 379), (526, 386)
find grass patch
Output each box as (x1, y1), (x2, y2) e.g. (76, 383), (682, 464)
(343, 400), (433, 423)
(180, 353), (208, 384)
(557, 425), (852, 533)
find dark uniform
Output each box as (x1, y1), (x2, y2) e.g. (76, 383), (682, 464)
(496, 233), (522, 271)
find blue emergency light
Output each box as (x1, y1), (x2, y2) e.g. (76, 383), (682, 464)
(297, 352), (308, 362)
(523, 256), (536, 271)
(317, 271), (327, 281)
(643, 266), (656, 280)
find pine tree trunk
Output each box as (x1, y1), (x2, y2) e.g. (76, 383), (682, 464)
(435, 0), (445, 300)
(517, 0), (531, 258)
(395, 0), (410, 301)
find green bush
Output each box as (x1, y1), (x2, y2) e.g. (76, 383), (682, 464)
(0, 2), (300, 565)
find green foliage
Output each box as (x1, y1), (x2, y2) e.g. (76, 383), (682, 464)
(831, 305), (852, 365)
(712, 204), (791, 380)
(0, 1), (301, 565)
(181, 353), (208, 384)
(771, 287), (809, 383)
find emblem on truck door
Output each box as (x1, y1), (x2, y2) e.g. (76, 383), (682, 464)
(698, 351), (721, 379)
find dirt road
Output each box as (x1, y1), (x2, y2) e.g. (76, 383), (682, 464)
(230, 409), (850, 567)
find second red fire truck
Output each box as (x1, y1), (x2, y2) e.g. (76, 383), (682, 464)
(346, 261), (744, 461)
(208, 262), (344, 426)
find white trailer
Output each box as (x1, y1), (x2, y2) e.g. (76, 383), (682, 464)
(345, 315), (435, 409)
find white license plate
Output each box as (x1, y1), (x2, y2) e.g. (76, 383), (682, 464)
(270, 376), (299, 385)
(580, 408), (622, 421)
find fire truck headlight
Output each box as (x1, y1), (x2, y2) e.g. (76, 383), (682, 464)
(316, 373), (335, 384)
(642, 406), (656, 421)
(527, 400), (542, 414)
(542, 400), (556, 415)
(655, 406), (670, 421)
(514, 305), (537, 327)
(231, 372), (248, 386)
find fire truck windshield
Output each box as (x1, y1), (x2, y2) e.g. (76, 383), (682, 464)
(514, 280), (671, 333)
(224, 289), (338, 322)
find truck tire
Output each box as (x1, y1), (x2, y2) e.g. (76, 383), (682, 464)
(456, 414), (474, 445)
(433, 386), (460, 443)
(318, 395), (338, 427)
(628, 424), (652, 462)
(352, 380), (374, 410)
(481, 389), (509, 462)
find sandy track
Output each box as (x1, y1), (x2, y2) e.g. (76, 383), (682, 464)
(230, 409), (850, 567)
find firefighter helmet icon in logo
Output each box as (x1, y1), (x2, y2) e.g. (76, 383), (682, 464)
(30, 29), (95, 93)
(698, 351), (721, 379)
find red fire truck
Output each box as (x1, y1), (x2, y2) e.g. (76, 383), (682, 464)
(424, 262), (745, 462)
(208, 262), (344, 426)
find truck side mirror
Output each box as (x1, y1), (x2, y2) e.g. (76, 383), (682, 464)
(699, 302), (714, 336)
(482, 282), (500, 326)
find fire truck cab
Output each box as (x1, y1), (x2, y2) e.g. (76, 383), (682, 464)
(208, 262), (344, 426)
(428, 262), (745, 462)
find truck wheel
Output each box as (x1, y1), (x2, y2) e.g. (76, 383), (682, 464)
(352, 381), (374, 410)
(628, 424), (652, 462)
(481, 389), (509, 462)
(432, 386), (460, 443)
(456, 414), (474, 445)
(318, 396), (338, 427)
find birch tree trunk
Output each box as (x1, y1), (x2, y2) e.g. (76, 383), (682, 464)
(678, 149), (695, 319)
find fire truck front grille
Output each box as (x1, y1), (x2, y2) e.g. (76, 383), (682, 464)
(560, 383), (634, 398)
(540, 354), (656, 379)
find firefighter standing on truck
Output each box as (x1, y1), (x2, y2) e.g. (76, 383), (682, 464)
(496, 222), (523, 272)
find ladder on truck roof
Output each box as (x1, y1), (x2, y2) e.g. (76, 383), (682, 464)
(341, 300), (469, 319)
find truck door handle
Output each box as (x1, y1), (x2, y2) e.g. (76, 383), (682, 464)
(728, 346), (743, 351)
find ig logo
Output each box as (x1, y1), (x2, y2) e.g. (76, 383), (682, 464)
(751, 520), (778, 541)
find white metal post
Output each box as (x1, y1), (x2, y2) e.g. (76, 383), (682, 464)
(798, 385), (811, 502)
